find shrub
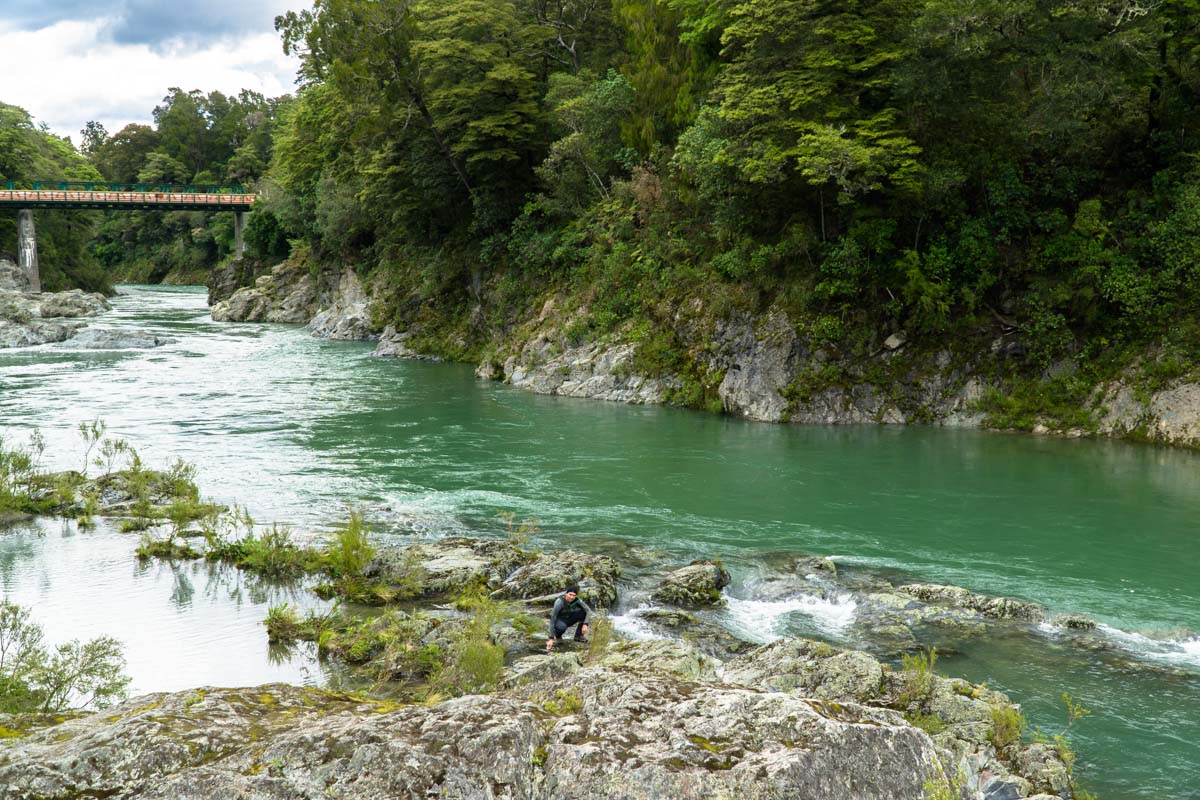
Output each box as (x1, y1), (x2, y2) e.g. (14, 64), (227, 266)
(906, 711), (947, 735)
(434, 587), (505, 695)
(0, 600), (129, 713)
(237, 524), (315, 578)
(897, 648), (938, 708)
(988, 705), (1026, 752)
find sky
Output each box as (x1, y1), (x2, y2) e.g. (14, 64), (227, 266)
(0, 0), (303, 143)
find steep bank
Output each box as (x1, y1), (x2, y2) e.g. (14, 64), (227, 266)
(208, 257), (1200, 448)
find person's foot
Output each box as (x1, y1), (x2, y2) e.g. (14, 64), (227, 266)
(573, 636), (589, 644)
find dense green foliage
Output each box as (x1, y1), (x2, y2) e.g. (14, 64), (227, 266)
(85, 89), (283, 282)
(0, 104), (109, 292)
(10, 0), (1200, 405)
(257, 0), (1200, 385)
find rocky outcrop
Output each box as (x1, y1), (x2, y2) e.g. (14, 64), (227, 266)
(652, 559), (732, 606)
(493, 549), (622, 607)
(0, 287), (110, 349)
(307, 269), (375, 340)
(898, 583), (1046, 622)
(0, 675), (945, 800)
(722, 639), (885, 704)
(0, 258), (31, 292)
(210, 260), (318, 324)
(210, 260), (378, 344)
(373, 324), (441, 359)
(56, 329), (177, 349)
(483, 336), (675, 405)
(364, 537), (624, 607)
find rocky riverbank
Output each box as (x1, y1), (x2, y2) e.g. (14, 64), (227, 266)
(207, 256), (1200, 449)
(0, 519), (1104, 799)
(0, 259), (111, 348)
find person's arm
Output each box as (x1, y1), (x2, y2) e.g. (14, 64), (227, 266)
(548, 597), (564, 641)
(579, 597), (595, 626)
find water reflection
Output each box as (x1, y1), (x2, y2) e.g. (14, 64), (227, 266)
(0, 517), (332, 694)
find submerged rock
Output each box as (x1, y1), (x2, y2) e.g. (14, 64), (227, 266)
(898, 583), (1045, 622)
(652, 560), (732, 606)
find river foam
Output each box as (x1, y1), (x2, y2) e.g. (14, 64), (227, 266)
(1094, 624), (1200, 669)
(724, 593), (858, 643)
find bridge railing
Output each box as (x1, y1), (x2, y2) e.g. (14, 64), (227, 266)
(3, 181), (250, 194)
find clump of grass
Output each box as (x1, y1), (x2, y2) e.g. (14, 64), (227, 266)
(135, 533), (201, 561)
(906, 711), (947, 735)
(542, 689), (583, 716)
(264, 603), (304, 643)
(433, 585), (506, 696)
(322, 509), (376, 580)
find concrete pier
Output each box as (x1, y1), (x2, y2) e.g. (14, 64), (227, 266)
(234, 211), (246, 260)
(17, 209), (40, 293)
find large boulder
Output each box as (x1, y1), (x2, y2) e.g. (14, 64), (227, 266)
(652, 560), (732, 606)
(364, 537), (531, 598)
(0, 288), (110, 349)
(57, 329), (177, 350)
(210, 261), (317, 324)
(722, 639), (885, 704)
(492, 549), (622, 607)
(0, 258), (30, 291)
(537, 667), (940, 800)
(37, 291), (110, 318)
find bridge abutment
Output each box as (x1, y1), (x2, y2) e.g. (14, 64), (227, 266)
(17, 209), (40, 293)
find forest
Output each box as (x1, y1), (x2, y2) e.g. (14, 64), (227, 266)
(4, 0), (1200, 400)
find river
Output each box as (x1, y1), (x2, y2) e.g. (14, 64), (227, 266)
(0, 285), (1197, 798)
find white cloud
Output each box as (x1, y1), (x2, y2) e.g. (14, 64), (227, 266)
(0, 17), (301, 143)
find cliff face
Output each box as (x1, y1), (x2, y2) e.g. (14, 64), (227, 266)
(207, 257), (1200, 448)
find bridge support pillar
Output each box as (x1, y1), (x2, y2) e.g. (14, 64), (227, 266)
(17, 209), (40, 293)
(233, 211), (246, 260)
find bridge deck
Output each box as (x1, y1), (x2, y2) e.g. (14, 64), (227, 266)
(0, 189), (255, 211)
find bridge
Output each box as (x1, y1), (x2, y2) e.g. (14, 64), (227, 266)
(1, 181), (256, 292)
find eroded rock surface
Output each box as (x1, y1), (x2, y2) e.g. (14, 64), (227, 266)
(57, 329), (177, 350)
(0, 675), (946, 800)
(652, 560), (732, 606)
(0, 287), (110, 348)
(210, 261), (317, 324)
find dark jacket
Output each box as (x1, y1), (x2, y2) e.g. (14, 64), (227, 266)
(549, 594), (594, 639)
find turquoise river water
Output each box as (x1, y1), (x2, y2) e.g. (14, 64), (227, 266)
(0, 286), (1197, 798)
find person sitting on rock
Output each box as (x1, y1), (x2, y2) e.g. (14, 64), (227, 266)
(546, 582), (592, 651)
